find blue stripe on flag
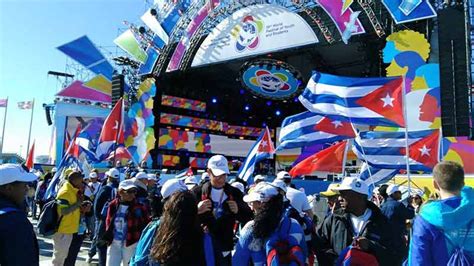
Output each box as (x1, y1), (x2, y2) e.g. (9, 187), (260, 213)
(313, 72), (399, 87)
(300, 91), (362, 107)
(358, 130), (433, 139)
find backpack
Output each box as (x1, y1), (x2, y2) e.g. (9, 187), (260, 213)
(130, 220), (160, 266)
(266, 217), (305, 266)
(100, 187), (117, 219)
(336, 245), (379, 266)
(37, 199), (63, 236)
(445, 221), (473, 266)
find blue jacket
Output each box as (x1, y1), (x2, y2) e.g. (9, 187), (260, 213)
(0, 196), (39, 265)
(232, 216), (307, 266)
(408, 186), (474, 265)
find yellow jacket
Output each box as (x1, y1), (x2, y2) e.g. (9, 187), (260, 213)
(56, 181), (80, 234)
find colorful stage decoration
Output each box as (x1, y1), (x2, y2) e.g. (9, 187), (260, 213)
(56, 80), (112, 103)
(161, 95), (207, 112)
(160, 113), (267, 138)
(57, 36), (114, 80)
(114, 29), (148, 64)
(380, 30), (474, 173)
(124, 78), (157, 164)
(191, 4), (319, 67)
(240, 59), (304, 100)
(382, 0), (436, 24)
(315, 0), (365, 40)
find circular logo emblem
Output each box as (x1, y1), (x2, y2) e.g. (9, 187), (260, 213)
(240, 59), (304, 100)
(233, 15), (263, 52)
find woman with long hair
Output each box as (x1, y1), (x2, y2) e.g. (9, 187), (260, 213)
(150, 190), (219, 265)
(233, 182), (307, 265)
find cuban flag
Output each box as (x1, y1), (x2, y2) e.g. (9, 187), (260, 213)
(278, 111), (356, 150)
(353, 129), (440, 172)
(238, 127), (275, 182)
(95, 99), (125, 161)
(359, 163), (399, 186)
(299, 72), (405, 127)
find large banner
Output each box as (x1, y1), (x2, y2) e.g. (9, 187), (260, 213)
(192, 4), (319, 67)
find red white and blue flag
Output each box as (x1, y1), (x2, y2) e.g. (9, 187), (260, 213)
(278, 111), (355, 150)
(353, 129), (440, 171)
(299, 72), (405, 127)
(289, 140), (348, 177)
(0, 98), (7, 108)
(238, 127), (275, 182)
(95, 99), (125, 160)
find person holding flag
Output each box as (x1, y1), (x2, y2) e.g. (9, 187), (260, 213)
(192, 155), (253, 265)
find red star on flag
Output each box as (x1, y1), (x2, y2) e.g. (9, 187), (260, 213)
(314, 117), (356, 137)
(356, 78), (405, 127)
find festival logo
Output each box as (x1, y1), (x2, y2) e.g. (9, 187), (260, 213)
(241, 59), (304, 100)
(250, 70), (290, 94)
(232, 15), (264, 52)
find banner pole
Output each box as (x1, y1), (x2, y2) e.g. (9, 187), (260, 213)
(402, 76), (411, 194)
(26, 99), (35, 159)
(341, 140), (350, 178)
(0, 97), (8, 154)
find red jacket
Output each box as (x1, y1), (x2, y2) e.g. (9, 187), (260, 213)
(104, 198), (150, 247)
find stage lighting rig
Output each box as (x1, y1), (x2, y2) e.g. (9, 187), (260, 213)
(112, 56), (140, 69)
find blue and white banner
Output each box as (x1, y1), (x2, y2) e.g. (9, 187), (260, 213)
(298, 72), (405, 127)
(353, 130), (438, 172)
(359, 163), (399, 186)
(278, 111), (354, 150)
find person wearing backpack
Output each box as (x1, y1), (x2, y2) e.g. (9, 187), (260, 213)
(52, 170), (85, 266)
(103, 179), (150, 266)
(88, 167), (120, 265)
(0, 164), (39, 265)
(314, 177), (396, 266)
(407, 161), (474, 265)
(35, 172), (53, 216)
(151, 190), (221, 265)
(130, 178), (189, 266)
(233, 182), (307, 266)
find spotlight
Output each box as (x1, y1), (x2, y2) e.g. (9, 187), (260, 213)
(294, 97), (299, 103)
(138, 26), (146, 34)
(243, 121), (247, 126)
(244, 105), (250, 111)
(239, 89), (245, 95)
(211, 98), (217, 104)
(266, 101), (272, 106)
(150, 9), (157, 16)
(275, 110), (281, 116)
(262, 122), (267, 127)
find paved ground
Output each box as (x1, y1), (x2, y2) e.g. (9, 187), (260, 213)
(30, 218), (98, 266)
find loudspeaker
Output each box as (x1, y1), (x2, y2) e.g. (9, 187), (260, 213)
(111, 74), (125, 106)
(438, 4), (472, 137)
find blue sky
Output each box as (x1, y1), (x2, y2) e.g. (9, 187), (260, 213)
(0, 0), (148, 158)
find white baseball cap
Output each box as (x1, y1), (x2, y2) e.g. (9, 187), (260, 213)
(106, 168), (120, 179)
(332, 177), (369, 196)
(131, 177), (148, 190)
(89, 172), (98, 178)
(386, 184), (401, 195)
(231, 182), (245, 193)
(254, 175), (266, 182)
(201, 172), (210, 181)
(147, 174), (157, 181)
(276, 171), (291, 180)
(135, 172), (148, 180)
(0, 164), (38, 186)
(271, 179), (287, 193)
(207, 155), (230, 176)
(243, 183), (279, 203)
(161, 179), (188, 199)
(185, 175), (198, 185)
(119, 179), (137, 190)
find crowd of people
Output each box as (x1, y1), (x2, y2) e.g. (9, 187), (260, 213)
(0, 157), (473, 265)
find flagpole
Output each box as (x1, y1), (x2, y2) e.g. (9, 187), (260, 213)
(0, 97), (8, 154)
(26, 98), (35, 159)
(341, 140), (350, 178)
(402, 76), (411, 194)
(112, 98), (123, 165)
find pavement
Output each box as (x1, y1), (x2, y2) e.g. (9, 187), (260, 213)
(29, 217), (98, 266)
